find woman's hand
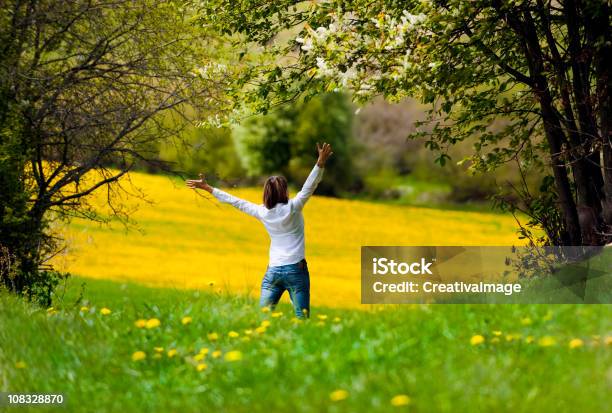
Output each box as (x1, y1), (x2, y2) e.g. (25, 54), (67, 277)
(316, 142), (333, 168)
(186, 173), (213, 193)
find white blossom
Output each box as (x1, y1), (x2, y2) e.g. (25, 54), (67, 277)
(300, 37), (314, 51)
(338, 66), (358, 87)
(315, 57), (336, 77)
(402, 10), (426, 26)
(314, 26), (329, 41)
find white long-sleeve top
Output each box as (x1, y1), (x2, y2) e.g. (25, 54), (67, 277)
(211, 164), (324, 267)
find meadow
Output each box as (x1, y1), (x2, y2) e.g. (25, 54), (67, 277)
(2, 170), (610, 412)
(1, 276), (611, 413)
(51, 170), (523, 308)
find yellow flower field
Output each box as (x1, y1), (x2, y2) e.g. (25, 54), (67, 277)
(52, 170), (523, 308)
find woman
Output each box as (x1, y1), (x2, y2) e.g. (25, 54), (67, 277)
(186, 143), (333, 318)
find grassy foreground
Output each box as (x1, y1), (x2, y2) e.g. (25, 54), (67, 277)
(1, 277), (610, 413)
(52, 170), (524, 308)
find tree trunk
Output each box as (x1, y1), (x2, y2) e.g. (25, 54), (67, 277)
(587, 2), (612, 228)
(516, 7), (583, 245)
(564, 0), (604, 239)
(538, 94), (583, 245)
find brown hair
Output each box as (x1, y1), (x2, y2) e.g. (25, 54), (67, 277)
(263, 175), (288, 209)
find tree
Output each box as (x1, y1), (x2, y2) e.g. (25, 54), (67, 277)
(200, 0), (611, 246)
(159, 125), (246, 181)
(233, 93), (355, 195)
(233, 105), (294, 178)
(0, 0), (231, 303)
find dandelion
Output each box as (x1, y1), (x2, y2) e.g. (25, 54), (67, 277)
(255, 326), (267, 334)
(167, 349), (177, 358)
(260, 320), (271, 328)
(521, 317), (532, 326)
(181, 316), (193, 325)
(134, 319), (147, 328)
(390, 394), (411, 406)
(244, 329), (253, 336)
(212, 350), (222, 359)
(538, 336), (556, 347)
(492, 330), (502, 336)
(605, 336), (612, 346)
(291, 317), (303, 324)
(207, 332), (219, 341)
(194, 353), (205, 362)
(568, 338), (584, 349)
(317, 314), (328, 321)
(15, 361), (26, 369)
(271, 311), (283, 318)
(261, 306), (271, 313)
(506, 334), (518, 342)
(154, 347), (164, 353)
(131, 351), (146, 361)
(470, 335), (485, 346)
(145, 318), (160, 329)
(228, 331), (240, 338)
(80, 306), (89, 312)
(329, 389), (349, 402)
(224, 350), (243, 362)
(196, 363), (208, 372)
(333, 317), (341, 323)
(199, 347), (209, 355)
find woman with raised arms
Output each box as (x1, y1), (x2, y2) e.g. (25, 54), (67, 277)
(187, 143), (333, 318)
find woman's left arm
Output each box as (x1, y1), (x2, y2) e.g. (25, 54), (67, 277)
(187, 174), (261, 218)
(291, 142), (333, 211)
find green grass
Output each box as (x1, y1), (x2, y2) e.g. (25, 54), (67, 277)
(1, 277), (610, 413)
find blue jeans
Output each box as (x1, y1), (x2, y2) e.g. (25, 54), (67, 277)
(260, 259), (310, 318)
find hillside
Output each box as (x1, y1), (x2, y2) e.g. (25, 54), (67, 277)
(53, 170), (524, 308)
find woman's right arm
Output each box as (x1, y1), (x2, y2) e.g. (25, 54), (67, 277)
(187, 174), (261, 218)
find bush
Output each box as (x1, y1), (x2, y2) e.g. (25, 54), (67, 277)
(159, 126), (246, 185)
